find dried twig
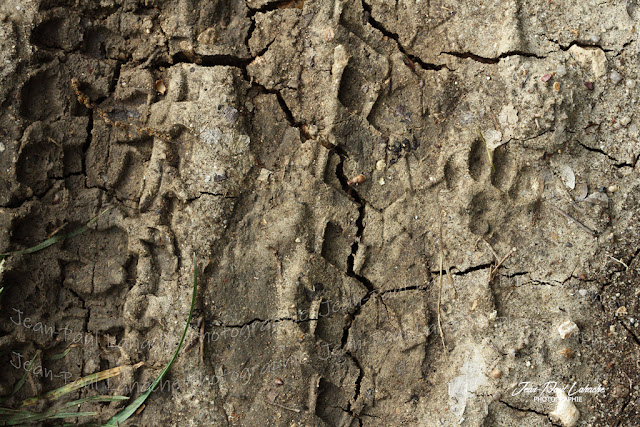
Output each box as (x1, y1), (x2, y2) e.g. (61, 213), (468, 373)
(549, 204), (597, 236)
(437, 254), (446, 351)
(436, 204), (447, 352)
(608, 255), (629, 270)
(46, 222), (68, 239)
(489, 248), (516, 281)
(483, 239), (499, 262)
(265, 400), (301, 413)
(268, 247), (283, 283)
(199, 315), (205, 364)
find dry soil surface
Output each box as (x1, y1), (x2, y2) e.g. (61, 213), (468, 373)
(1, 0), (640, 426)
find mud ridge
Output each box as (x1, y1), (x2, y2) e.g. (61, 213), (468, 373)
(361, 0), (446, 71)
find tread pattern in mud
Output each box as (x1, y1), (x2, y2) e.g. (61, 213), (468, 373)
(0, 0), (639, 426)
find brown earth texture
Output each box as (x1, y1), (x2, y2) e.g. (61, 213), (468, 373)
(1, 0), (640, 426)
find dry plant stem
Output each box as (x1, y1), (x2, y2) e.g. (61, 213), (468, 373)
(437, 255), (446, 351)
(269, 247), (283, 283)
(46, 222), (68, 239)
(266, 400), (301, 413)
(608, 255), (629, 270)
(307, 374), (321, 416)
(489, 248), (515, 282)
(436, 202), (447, 352)
(483, 239), (499, 262)
(444, 257), (456, 298)
(475, 127), (495, 172)
(549, 204), (596, 236)
(199, 318), (205, 364)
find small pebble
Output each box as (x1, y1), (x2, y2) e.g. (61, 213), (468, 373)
(558, 348), (575, 359)
(155, 79), (166, 95)
(376, 160), (385, 171)
(348, 174), (365, 185)
(560, 165), (575, 190)
(626, 80), (636, 89)
(553, 82), (561, 92)
(558, 347), (576, 359)
(610, 70), (622, 84)
(578, 289), (588, 297)
(589, 34), (600, 43)
(619, 117), (631, 126)
(556, 65), (567, 77)
(541, 73), (553, 82)
(558, 320), (579, 339)
(584, 81), (594, 90)
(550, 388), (580, 427)
(490, 369), (502, 379)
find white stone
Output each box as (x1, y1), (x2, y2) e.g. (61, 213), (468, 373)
(568, 45), (607, 79)
(549, 388), (580, 427)
(560, 165), (575, 190)
(610, 70), (622, 84)
(257, 168), (272, 182)
(483, 129), (503, 150)
(558, 320), (579, 339)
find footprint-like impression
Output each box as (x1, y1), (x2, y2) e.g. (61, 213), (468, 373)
(445, 136), (535, 238)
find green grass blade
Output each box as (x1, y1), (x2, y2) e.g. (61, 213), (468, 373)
(8, 350), (41, 399)
(44, 345), (78, 361)
(104, 253), (198, 426)
(0, 209), (109, 257)
(0, 396), (127, 425)
(0, 409), (97, 425)
(50, 411), (98, 419)
(62, 395), (129, 408)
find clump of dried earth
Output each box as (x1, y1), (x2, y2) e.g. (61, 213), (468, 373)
(1, 0), (640, 426)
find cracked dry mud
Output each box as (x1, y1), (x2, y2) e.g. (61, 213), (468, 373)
(1, 0), (640, 426)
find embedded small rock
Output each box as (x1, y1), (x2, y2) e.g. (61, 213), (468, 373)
(558, 320), (579, 339)
(549, 388), (580, 427)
